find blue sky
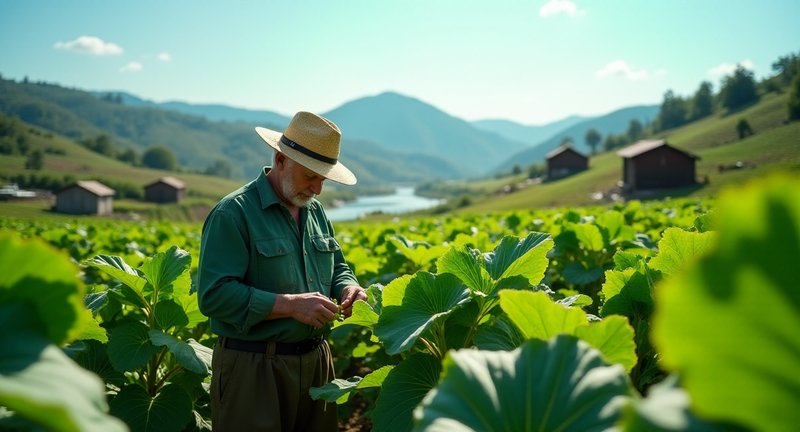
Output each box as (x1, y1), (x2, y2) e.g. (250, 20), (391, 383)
(1, 1), (798, 125)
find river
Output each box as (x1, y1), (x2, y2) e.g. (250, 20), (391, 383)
(325, 187), (444, 222)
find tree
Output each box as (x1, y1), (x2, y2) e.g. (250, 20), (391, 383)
(584, 129), (601, 155)
(117, 148), (139, 165)
(511, 165), (522, 176)
(657, 90), (688, 131)
(788, 73), (800, 121)
(691, 81), (714, 120)
(720, 66), (759, 111)
(736, 118), (754, 139)
(559, 136), (573, 147)
(142, 145), (177, 171)
(627, 119), (644, 143)
(90, 134), (115, 156)
(205, 159), (233, 178)
(772, 53), (800, 85)
(25, 149), (43, 170)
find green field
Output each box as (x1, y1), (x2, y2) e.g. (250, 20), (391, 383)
(455, 92), (800, 213)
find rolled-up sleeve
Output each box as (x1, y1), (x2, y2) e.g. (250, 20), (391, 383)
(197, 207), (276, 333)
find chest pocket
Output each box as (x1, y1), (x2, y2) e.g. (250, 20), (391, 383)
(255, 238), (297, 293)
(311, 235), (340, 290)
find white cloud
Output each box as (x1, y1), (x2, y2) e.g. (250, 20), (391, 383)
(54, 36), (123, 55)
(539, 0), (585, 18)
(596, 60), (649, 81)
(157, 52), (172, 62)
(120, 62), (143, 73)
(707, 59), (755, 77)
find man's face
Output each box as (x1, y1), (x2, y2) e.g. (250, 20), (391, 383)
(280, 157), (325, 208)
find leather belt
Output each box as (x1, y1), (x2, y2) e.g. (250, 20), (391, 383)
(223, 337), (323, 355)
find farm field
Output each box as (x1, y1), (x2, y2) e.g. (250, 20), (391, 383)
(1, 173), (797, 431)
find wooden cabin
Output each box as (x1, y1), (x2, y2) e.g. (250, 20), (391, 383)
(144, 176), (187, 203)
(55, 180), (115, 215)
(616, 140), (700, 191)
(546, 145), (589, 180)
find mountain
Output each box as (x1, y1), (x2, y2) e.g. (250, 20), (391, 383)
(493, 105), (660, 173)
(322, 92), (530, 178)
(0, 79), (464, 185)
(93, 91), (292, 127)
(471, 115), (587, 147)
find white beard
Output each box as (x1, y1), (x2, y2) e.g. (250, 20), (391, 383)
(280, 177), (314, 208)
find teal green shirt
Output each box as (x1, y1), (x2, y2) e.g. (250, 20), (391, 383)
(197, 168), (358, 342)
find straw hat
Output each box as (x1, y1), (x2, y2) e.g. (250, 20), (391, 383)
(255, 111), (357, 185)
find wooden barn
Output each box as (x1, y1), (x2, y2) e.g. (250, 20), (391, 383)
(546, 145), (589, 180)
(617, 139), (700, 191)
(55, 180), (115, 215)
(144, 176), (187, 203)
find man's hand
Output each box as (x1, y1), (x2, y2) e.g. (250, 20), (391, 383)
(271, 292), (339, 329)
(339, 285), (367, 318)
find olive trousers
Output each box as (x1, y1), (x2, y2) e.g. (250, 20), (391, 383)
(210, 338), (338, 432)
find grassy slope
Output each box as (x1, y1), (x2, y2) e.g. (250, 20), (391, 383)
(0, 122), (360, 220)
(458, 92), (800, 213)
(0, 124), (247, 220)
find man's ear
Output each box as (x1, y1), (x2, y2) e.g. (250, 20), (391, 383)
(274, 152), (286, 169)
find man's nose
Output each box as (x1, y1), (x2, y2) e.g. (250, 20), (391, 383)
(309, 178), (324, 195)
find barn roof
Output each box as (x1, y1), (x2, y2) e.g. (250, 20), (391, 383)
(59, 180), (115, 197)
(546, 145), (587, 160)
(616, 139), (700, 159)
(145, 176), (186, 190)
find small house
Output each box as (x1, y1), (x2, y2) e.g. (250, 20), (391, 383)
(55, 180), (115, 215)
(144, 176), (187, 203)
(546, 145), (589, 180)
(617, 139), (700, 191)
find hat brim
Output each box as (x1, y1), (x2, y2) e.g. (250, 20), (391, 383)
(255, 127), (357, 186)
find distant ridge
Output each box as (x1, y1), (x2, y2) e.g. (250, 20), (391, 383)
(472, 115), (587, 147)
(92, 91), (291, 127)
(493, 104), (660, 173)
(3, 76), (662, 185)
(323, 91), (530, 177)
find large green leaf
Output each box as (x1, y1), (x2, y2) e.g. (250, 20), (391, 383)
(153, 299), (189, 330)
(570, 222), (605, 251)
(71, 339), (126, 387)
(484, 232), (552, 284)
(575, 315), (638, 372)
(473, 314), (524, 351)
(374, 272), (470, 355)
(372, 354), (441, 432)
(500, 290), (585, 340)
(648, 228), (717, 276)
(309, 365), (394, 403)
(501, 290), (637, 371)
(652, 175), (800, 432)
(110, 383), (192, 432)
(436, 247), (494, 295)
(563, 261), (604, 285)
(412, 336), (632, 431)
(334, 299), (378, 330)
(171, 284), (205, 328)
(149, 331), (211, 376)
(600, 268), (654, 319)
(0, 304), (126, 432)
(0, 233), (89, 344)
(107, 320), (159, 372)
(84, 254), (148, 296)
(140, 245), (191, 300)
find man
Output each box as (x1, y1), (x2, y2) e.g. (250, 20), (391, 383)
(197, 111), (367, 431)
